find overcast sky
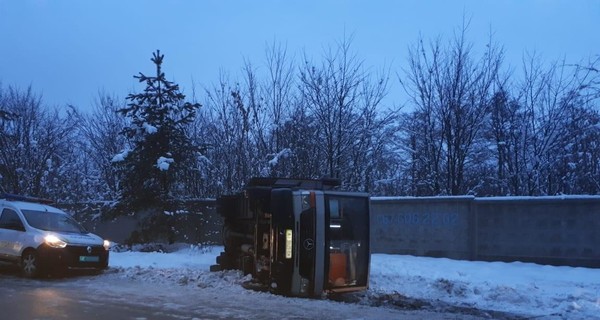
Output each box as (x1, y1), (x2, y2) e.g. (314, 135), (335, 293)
(1, 0), (599, 112)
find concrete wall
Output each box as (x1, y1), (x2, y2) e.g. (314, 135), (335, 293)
(372, 196), (600, 268)
(475, 197), (600, 267)
(370, 196), (474, 260)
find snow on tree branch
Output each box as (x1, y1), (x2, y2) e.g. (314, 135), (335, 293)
(156, 156), (174, 171)
(111, 149), (130, 163)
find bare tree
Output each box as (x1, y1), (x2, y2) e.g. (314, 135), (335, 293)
(259, 41), (298, 176)
(486, 87), (525, 195)
(264, 40), (295, 149)
(0, 83), (16, 122)
(200, 71), (257, 193)
(514, 53), (600, 195)
(77, 92), (129, 200)
(299, 36), (368, 182)
(0, 85), (79, 200)
(346, 71), (400, 192)
(401, 25), (504, 195)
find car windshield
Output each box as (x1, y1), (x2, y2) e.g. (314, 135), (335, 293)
(21, 210), (87, 233)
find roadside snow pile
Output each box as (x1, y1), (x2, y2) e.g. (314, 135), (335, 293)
(369, 255), (600, 319)
(107, 245), (600, 319)
(108, 245), (249, 289)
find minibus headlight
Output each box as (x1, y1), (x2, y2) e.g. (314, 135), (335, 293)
(285, 229), (293, 259)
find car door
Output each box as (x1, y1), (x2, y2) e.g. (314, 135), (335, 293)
(0, 208), (27, 261)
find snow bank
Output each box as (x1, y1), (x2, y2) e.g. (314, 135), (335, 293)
(108, 246), (600, 319)
(370, 254), (600, 319)
(111, 245), (216, 269)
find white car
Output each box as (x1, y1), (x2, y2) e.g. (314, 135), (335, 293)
(0, 194), (110, 277)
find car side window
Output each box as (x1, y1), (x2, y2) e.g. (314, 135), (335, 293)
(0, 209), (26, 232)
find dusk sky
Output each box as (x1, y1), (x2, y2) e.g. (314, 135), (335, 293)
(1, 0), (599, 112)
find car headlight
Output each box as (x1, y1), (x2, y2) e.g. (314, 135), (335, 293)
(44, 234), (67, 248)
(103, 240), (110, 250)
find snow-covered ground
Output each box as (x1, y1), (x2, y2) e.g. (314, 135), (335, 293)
(108, 245), (600, 319)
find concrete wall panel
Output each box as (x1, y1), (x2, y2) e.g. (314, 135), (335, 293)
(370, 197), (474, 260)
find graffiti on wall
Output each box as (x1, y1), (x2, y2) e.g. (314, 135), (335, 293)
(375, 212), (460, 228)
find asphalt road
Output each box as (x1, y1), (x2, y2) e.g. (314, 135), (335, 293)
(0, 266), (198, 319)
(0, 286), (173, 320)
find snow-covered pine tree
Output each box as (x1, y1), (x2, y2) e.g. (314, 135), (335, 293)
(115, 50), (201, 209)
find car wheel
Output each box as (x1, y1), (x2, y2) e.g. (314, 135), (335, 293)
(21, 250), (41, 278)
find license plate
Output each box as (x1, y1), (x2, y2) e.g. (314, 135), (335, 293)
(79, 256), (99, 262)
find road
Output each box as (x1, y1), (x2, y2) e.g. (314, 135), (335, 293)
(0, 265), (200, 319)
(0, 264), (511, 320)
